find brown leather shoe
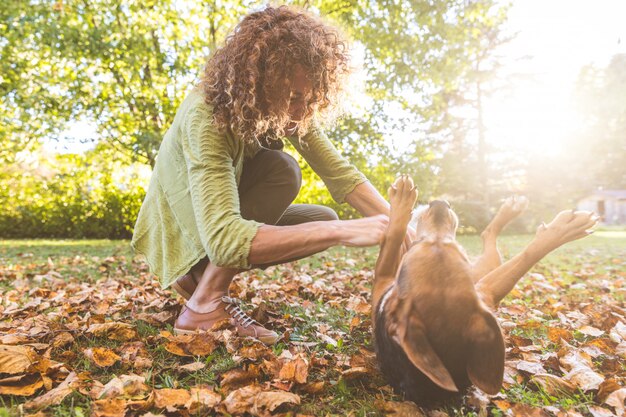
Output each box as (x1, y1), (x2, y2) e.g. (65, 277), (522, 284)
(174, 296), (279, 345)
(171, 274), (198, 300)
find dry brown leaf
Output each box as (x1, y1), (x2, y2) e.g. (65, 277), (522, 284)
(516, 360), (546, 375)
(239, 342), (273, 361)
(299, 381), (325, 395)
(598, 378), (623, 402)
(87, 322), (137, 341)
(223, 385), (262, 414)
(99, 375), (150, 400)
(493, 399), (511, 411)
(221, 368), (261, 390)
(185, 386), (221, 413)
(252, 390), (300, 414)
(162, 332), (218, 357)
(578, 325), (605, 337)
(153, 388), (191, 409)
(605, 388), (626, 416)
(564, 365), (605, 391)
(375, 400), (426, 416)
(556, 410), (585, 417)
(341, 366), (371, 380)
(23, 371), (78, 411)
(92, 398), (127, 417)
(548, 327), (574, 343)
(587, 405), (617, 417)
(509, 403), (550, 417)
(0, 373), (44, 396)
(51, 332), (75, 349)
(278, 354), (308, 384)
(178, 361), (206, 372)
(84, 347), (121, 368)
(530, 373), (576, 396)
(0, 344), (37, 374)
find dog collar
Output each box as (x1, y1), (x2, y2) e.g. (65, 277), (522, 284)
(378, 285), (395, 315)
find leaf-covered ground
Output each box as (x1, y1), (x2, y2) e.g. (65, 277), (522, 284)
(1, 232), (625, 417)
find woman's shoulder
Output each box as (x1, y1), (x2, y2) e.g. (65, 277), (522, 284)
(180, 87), (214, 118)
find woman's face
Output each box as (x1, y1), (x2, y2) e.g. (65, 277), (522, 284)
(285, 64), (313, 135)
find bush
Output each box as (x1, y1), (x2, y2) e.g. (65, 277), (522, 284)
(0, 152), (146, 239)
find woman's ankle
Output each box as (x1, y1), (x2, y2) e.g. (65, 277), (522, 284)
(187, 290), (228, 313)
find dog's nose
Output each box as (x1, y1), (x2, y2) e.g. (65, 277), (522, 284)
(428, 200), (451, 224)
(429, 200), (451, 209)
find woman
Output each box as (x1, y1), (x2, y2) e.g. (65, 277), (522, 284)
(132, 5), (402, 344)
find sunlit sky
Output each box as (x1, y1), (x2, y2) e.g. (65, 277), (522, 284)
(484, 0), (626, 157)
(47, 0), (626, 158)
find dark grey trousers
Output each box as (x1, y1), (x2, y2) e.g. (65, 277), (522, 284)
(189, 149), (338, 274)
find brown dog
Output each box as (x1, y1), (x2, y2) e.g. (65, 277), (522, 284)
(372, 175), (598, 406)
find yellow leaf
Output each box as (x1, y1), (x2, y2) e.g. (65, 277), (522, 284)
(0, 345), (37, 374)
(84, 348), (121, 368)
(0, 373), (44, 396)
(24, 372), (79, 411)
(87, 323), (137, 342)
(153, 388), (191, 409)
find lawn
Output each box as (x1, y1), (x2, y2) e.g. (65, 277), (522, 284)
(0, 232), (624, 416)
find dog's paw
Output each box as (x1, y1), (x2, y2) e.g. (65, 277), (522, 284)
(494, 196), (529, 224)
(389, 174), (418, 227)
(536, 210), (599, 248)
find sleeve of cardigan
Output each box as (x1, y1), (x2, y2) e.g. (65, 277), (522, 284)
(181, 107), (261, 269)
(287, 129), (368, 203)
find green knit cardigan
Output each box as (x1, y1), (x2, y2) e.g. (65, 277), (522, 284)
(131, 88), (367, 288)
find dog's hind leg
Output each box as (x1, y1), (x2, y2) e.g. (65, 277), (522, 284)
(373, 175), (417, 308)
(476, 210), (598, 308)
(472, 196), (528, 282)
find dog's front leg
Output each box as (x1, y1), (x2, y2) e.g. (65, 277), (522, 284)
(472, 196), (529, 282)
(373, 175), (417, 309)
(475, 210), (598, 308)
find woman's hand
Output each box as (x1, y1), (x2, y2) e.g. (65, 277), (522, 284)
(336, 214), (389, 247)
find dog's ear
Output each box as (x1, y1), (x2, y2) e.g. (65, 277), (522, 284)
(465, 311), (505, 395)
(393, 314), (458, 392)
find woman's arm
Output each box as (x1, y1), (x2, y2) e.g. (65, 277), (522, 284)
(247, 215), (388, 265)
(344, 181), (390, 217)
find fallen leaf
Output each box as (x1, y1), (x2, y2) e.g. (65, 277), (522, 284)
(0, 344), (37, 374)
(23, 371), (79, 411)
(299, 381), (325, 395)
(587, 405), (617, 417)
(605, 388), (626, 416)
(185, 386), (221, 413)
(564, 366), (605, 391)
(278, 354), (309, 384)
(223, 385), (262, 414)
(99, 375), (150, 400)
(341, 366), (371, 380)
(92, 398), (126, 417)
(530, 373), (576, 396)
(84, 347), (121, 368)
(221, 368), (261, 390)
(578, 326), (604, 337)
(252, 390), (300, 414)
(87, 322), (137, 342)
(178, 361), (206, 372)
(0, 373), (44, 396)
(153, 388), (191, 409)
(375, 400), (426, 416)
(509, 403), (550, 417)
(516, 360), (546, 375)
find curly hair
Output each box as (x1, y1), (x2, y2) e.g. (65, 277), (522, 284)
(199, 5), (351, 144)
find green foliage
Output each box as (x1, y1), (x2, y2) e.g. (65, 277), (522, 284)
(2, 0), (514, 234)
(0, 148), (145, 238)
